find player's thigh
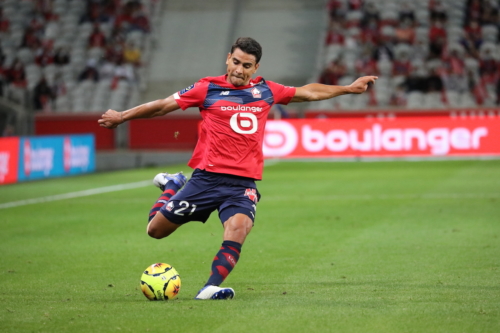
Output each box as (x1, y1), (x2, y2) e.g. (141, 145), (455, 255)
(159, 174), (221, 224)
(219, 187), (260, 225)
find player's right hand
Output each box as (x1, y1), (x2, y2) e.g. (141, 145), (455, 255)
(348, 76), (378, 94)
(98, 109), (123, 129)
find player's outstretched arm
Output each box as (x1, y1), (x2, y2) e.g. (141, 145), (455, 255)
(98, 95), (181, 129)
(290, 76), (378, 103)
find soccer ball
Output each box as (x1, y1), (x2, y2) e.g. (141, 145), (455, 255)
(140, 263), (181, 300)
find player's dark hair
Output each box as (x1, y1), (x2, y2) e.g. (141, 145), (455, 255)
(231, 37), (262, 63)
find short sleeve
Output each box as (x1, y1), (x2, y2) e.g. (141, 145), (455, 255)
(173, 81), (209, 110)
(267, 81), (296, 105)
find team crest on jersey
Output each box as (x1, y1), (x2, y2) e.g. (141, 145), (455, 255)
(166, 201), (174, 211)
(251, 87), (261, 98)
(244, 188), (258, 203)
(179, 84), (195, 95)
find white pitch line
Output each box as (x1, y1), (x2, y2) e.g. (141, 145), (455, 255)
(265, 193), (500, 201)
(2, 174), (497, 210)
(0, 171), (194, 210)
(0, 180), (151, 210)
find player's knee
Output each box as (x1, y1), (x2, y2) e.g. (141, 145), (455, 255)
(147, 223), (165, 239)
(230, 221), (252, 235)
(224, 214), (253, 236)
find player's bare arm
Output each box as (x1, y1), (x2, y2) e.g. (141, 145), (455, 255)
(290, 75), (378, 103)
(98, 95), (181, 129)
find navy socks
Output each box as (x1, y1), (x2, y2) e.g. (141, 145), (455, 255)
(205, 240), (242, 286)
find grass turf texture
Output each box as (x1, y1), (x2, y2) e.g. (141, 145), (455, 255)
(0, 160), (499, 333)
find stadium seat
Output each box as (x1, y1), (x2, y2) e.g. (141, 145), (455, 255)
(464, 57), (480, 75)
(377, 60), (393, 76)
(415, 26), (430, 42)
(426, 58), (443, 71)
(88, 47), (105, 62)
(9, 29), (25, 48)
(375, 91), (391, 107)
(127, 30), (145, 49)
(422, 92), (445, 109)
(17, 48), (34, 65)
(459, 92), (478, 107)
(78, 22), (94, 39)
(54, 95), (71, 113)
(325, 44), (343, 64)
(479, 42), (497, 59)
(43, 65), (58, 85)
(481, 25), (499, 43)
(445, 90), (460, 107)
(25, 64), (43, 90)
(44, 21), (61, 40)
(314, 98), (335, 110)
(352, 92), (369, 109)
(415, 9), (430, 26)
(407, 91), (424, 109)
(335, 94), (354, 110)
(447, 26), (465, 43)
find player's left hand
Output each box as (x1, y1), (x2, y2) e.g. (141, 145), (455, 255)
(98, 109), (123, 129)
(348, 76), (378, 94)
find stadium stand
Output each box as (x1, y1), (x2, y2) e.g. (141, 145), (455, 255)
(318, 0), (500, 110)
(0, 0), (159, 113)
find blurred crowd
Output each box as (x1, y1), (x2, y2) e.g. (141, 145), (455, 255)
(319, 0), (500, 109)
(0, 0), (157, 113)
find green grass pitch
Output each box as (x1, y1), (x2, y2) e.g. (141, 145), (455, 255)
(1, 160), (499, 332)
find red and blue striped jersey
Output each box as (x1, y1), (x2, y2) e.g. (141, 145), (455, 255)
(173, 74), (296, 180)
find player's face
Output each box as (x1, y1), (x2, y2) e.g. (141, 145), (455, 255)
(225, 48), (260, 86)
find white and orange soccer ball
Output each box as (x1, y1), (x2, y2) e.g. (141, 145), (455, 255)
(140, 263), (181, 300)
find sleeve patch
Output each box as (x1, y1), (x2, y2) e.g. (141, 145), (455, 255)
(179, 84), (195, 95)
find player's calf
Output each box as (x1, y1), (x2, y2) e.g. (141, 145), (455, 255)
(148, 171), (187, 223)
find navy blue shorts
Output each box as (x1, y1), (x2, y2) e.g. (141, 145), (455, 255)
(159, 169), (260, 225)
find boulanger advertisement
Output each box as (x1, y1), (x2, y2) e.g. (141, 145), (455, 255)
(0, 134), (95, 185)
(263, 116), (500, 159)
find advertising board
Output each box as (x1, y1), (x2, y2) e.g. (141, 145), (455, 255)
(263, 116), (500, 159)
(0, 137), (20, 184)
(14, 134), (95, 182)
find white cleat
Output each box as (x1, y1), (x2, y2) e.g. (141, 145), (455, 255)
(152, 171), (187, 191)
(194, 285), (235, 300)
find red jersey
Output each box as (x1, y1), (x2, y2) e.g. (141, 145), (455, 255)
(173, 74), (296, 180)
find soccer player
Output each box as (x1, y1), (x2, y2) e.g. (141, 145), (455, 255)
(98, 37), (377, 300)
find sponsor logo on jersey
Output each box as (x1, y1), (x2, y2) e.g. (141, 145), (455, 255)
(251, 87), (261, 98)
(230, 113), (258, 134)
(244, 188), (258, 203)
(179, 84), (195, 95)
(220, 91), (230, 95)
(221, 105), (263, 112)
